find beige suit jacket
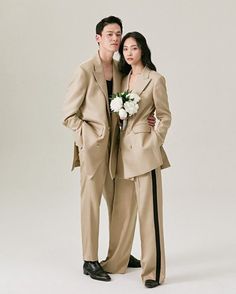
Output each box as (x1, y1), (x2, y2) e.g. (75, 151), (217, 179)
(63, 52), (121, 178)
(116, 67), (171, 179)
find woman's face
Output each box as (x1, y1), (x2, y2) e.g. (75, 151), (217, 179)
(123, 37), (142, 66)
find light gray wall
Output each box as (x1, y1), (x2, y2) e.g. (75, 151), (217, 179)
(0, 1), (236, 291)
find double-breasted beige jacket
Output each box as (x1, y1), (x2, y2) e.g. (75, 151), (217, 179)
(116, 67), (171, 179)
(63, 52), (121, 178)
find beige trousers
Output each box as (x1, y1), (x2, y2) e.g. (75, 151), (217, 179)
(80, 152), (115, 261)
(102, 168), (166, 284)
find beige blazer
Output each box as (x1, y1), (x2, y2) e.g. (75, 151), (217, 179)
(63, 52), (121, 178)
(116, 67), (171, 179)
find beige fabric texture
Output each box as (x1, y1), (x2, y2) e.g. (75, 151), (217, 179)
(116, 67), (171, 179)
(63, 52), (121, 179)
(62, 52), (121, 259)
(102, 168), (165, 283)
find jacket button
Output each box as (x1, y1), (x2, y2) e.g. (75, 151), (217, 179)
(129, 145), (132, 149)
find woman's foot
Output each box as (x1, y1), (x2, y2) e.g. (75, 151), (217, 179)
(128, 255), (141, 268)
(145, 279), (159, 288)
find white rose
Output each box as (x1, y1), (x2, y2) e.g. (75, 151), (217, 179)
(129, 93), (140, 103)
(110, 97), (123, 112)
(124, 101), (139, 116)
(119, 108), (128, 120)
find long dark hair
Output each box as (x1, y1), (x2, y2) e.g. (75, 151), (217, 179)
(118, 32), (156, 75)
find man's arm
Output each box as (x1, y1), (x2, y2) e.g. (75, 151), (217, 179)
(63, 66), (88, 131)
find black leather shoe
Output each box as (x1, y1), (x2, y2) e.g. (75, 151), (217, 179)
(145, 280), (159, 288)
(128, 255), (141, 268)
(83, 261), (111, 282)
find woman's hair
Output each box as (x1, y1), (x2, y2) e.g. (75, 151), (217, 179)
(118, 31), (156, 75)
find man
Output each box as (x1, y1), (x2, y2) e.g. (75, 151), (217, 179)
(63, 16), (154, 282)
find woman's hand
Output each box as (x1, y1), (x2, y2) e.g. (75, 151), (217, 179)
(147, 114), (156, 127)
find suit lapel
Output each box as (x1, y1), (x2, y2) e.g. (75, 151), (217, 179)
(93, 53), (108, 98)
(133, 66), (151, 96)
(92, 53), (122, 121)
(92, 52), (111, 119)
(126, 67), (152, 130)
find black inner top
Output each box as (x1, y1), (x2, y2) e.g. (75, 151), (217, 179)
(106, 79), (113, 98)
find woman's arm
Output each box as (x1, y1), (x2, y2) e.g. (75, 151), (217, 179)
(153, 75), (171, 145)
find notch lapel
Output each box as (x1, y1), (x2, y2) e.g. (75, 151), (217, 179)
(92, 52), (111, 119)
(133, 67), (151, 96)
(93, 55), (108, 98)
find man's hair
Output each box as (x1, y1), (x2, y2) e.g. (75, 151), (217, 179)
(96, 16), (123, 35)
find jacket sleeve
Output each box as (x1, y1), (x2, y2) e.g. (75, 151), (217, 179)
(62, 66), (88, 131)
(153, 75), (171, 145)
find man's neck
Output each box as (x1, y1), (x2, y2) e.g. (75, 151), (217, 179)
(98, 49), (114, 65)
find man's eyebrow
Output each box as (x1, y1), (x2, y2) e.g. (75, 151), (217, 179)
(105, 30), (121, 33)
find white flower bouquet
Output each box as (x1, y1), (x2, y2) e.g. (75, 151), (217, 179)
(110, 91), (141, 130)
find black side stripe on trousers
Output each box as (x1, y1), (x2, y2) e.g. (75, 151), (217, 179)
(151, 169), (161, 282)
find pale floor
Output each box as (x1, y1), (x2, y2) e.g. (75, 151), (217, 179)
(1, 188), (236, 294)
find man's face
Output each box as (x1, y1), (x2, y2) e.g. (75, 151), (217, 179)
(96, 23), (122, 53)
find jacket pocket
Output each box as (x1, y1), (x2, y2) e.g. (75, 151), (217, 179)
(74, 126), (83, 148)
(93, 125), (105, 138)
(132, 124), (151, 134)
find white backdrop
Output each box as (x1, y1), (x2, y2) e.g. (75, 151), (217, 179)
(1, 1), (236, 293)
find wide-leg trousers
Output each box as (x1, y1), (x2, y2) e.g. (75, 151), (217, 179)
(102, 168), (166, 284)
(80, 151), (115, 261)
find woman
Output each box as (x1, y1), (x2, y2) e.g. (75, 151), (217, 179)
(102, 32), (171, 288)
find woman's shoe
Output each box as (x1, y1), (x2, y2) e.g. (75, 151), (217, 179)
(128, 255), (141, 268)
(145, 279), (159, 288)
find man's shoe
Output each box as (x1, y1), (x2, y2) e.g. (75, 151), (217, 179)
(145, 280), (159, 288)
(128, 255), (141, 268)
(83, 261), (111, 282)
